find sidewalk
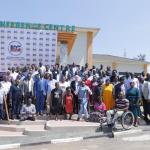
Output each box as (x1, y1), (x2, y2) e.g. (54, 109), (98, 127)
(0, 119), (109, 149)
(0, 116), (148, 149)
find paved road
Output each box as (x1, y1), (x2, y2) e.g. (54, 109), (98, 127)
(12, 130), (150, 150)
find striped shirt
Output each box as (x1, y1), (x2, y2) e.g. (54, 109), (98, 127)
(116, 98), (129, 110)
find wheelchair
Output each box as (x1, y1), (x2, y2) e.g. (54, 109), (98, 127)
(99, 110), (134, 131)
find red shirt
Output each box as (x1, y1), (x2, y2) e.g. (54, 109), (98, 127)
(85, 79), (91, 89)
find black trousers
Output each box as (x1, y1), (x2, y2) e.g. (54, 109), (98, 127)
(143, 98), (150, 120)
(73, 95), (79, 114)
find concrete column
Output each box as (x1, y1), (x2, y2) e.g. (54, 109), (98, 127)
(144, 64), (147, 74)
(112, 62), (117, 70)
(87, 32), (93, 69)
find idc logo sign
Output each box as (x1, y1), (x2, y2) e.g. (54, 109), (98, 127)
(8, 41), (22, 56)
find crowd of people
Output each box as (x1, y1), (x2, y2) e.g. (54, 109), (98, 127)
(0, 62), (150, 127)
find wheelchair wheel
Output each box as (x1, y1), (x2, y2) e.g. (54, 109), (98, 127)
(121, 111), (134, 130)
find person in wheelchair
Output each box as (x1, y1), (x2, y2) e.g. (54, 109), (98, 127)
(106, 91), (129, 128)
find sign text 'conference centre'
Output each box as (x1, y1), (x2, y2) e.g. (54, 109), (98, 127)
(0, 21), (75, 32)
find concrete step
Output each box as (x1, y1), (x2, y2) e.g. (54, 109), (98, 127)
(0, 124), (45, 133)
(36, 114), (78, 120)
(23, 125), (46, 136)
(0, 125), (25, 132)
(0, 131), (25, 137)
(46, 120), (100, 128)
(21, 120), (101, 137)
(46, 120), (100, 135)
(0, 120), (46, 125)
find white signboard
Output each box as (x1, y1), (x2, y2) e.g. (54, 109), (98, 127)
(0, 28), (57, 72)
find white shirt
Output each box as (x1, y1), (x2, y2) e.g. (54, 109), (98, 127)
(40, 66), (46, 74)
(142, 81), (150, 99)
(47, 79), (57, 94)
(20, 104), (36, 115)
(45, 70), (52, 75)
(0, 87), (5, 104)
(59, 81), (70, 93)
(28, 80), (32, 92)
(1, 81), (11, 94)
(10, 72), (18, 81)
(88, 76), (93, 81)
(73, 67), (77, 75)
(102, 76), (109, 84)
(120, 84), (126, 96)
(32, 71), (39, 78)
(132, 78), (139, 89)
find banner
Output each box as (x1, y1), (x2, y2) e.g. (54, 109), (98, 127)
(0, 27), (57, 72)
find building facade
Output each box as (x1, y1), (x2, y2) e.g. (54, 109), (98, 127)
(57, 27), (99, 68)
(0, 21), (100, 70)
(93, 54), (150, 74)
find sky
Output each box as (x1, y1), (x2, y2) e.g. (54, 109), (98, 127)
(0, 0), (150, 60)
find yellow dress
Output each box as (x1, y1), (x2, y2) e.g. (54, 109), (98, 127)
(102, 84), (114, 110)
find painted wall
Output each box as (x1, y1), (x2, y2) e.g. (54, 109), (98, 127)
(93, 59), (146, 73)
(116, 63), (144, 73)
(67, 32), (87, 66)
(94, 61), (112, 69)
(148, 65), (150, 73)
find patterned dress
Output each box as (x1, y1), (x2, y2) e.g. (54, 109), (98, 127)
(126, 87), (141, 117)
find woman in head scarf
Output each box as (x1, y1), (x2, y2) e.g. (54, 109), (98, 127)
(126, 80), (141, 127)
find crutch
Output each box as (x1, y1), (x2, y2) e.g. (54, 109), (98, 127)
(3, 95), (10, 124)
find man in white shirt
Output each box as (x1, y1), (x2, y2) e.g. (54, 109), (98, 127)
(46, 74), (57, 114)
(39, 62), (46, 74)
(142, 77), (150, 124)
(72, 63), (77, 76)
(10, 67), (18, 82)
(0, 83), (5, 120)
(20, 98), (36, 121)
(130, 73), (139, 89)
(1, 76), (11, 95)
(31, 65), (39, 79)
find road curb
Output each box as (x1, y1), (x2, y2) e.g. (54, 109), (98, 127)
(0, 132), (112, 149)
(83, 132), (113, 139)
(51, 137), (83, 144)
(20, 133), (111, 147)
(21, 141), (51, 147)
(0, 143), (20, 150)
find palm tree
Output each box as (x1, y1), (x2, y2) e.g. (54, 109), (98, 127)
(137, 54), (146, 61)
